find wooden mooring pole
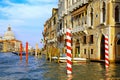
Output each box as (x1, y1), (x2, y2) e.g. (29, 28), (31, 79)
(26, 42), (28, 62)
(20, 43), (22, 60)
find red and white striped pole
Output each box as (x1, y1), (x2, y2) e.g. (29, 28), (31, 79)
(105, 35), (109, 69)
(66, 28), (72, 76)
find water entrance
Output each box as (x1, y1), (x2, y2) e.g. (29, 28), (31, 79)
(117, 39), (120, 57)
(100, 35), (105, 60)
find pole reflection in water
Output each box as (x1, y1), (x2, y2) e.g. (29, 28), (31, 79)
(0, 53), (120, 80)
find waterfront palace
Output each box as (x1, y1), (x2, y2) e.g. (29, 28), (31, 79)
(43, 0), (120, 63)
(0, 25), (21, 52)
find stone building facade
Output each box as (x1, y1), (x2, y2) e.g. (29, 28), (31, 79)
(0, 26), (21, 52)
(43, 8), (58, 60)
(43, 0), (120, 62)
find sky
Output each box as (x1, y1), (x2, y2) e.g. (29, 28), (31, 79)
(0, 0), (58, 48)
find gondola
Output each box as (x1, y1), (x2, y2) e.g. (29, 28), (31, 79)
(12, 51), (26, 56)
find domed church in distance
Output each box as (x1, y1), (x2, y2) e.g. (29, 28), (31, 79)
(0, 25), (21, 52)
(3, 26), (15, 40)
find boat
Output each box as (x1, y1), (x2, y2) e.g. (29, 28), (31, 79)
(12, 51), (26, 56)
(52, 54), (87, 63)
(73, 57), (87, 63)
(12, 51), (19, 55)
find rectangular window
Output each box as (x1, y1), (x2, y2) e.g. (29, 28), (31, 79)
(90, 35), (93, 44)
(83, 36), (86, 44)
(60, 23), (62, 30)
(115, 6), (119, 22)
(53, 17), (56, 25)
(91, 49), (93, 54)
(84, 49), (86, 54)
(76, 39), (79, 44)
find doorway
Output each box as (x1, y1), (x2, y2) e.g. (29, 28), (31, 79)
(100, 35), (105, 60)
(75, 46), (80, 57)
(116, 39), (120, 57)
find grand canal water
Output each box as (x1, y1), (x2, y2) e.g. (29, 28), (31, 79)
(0, 52), (120, 80)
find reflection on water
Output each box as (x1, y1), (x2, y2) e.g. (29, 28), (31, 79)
(0, 52), (120, 80)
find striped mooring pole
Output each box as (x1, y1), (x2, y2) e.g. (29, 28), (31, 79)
(66, 28), (72, 76)
(105, 35), (109, 69)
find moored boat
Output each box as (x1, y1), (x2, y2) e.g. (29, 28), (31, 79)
(12, 51), (26, 56)
(52, 54), (87, 63)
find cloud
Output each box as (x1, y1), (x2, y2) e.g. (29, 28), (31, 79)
(0, 1), (57, 19)
(27, 0), (58, 4)
(0, 0), (58, 48)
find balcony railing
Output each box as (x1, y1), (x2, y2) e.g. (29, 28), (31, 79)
(72, 26), (85, 33)
(57, 28), (66, 37)
(47, 38), (57, 43)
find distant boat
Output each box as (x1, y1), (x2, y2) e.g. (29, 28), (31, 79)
(12, 51), (26, 56)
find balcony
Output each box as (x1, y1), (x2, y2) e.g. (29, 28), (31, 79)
(72, 26), (85, 33)
(68, 0), (89, 12)
(57, 30), (62, 37)
(47, 38), (57, 43)
(57, 28), (66, 37)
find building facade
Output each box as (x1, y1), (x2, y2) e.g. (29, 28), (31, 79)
(43, 0), (120, 62)
(0, 26), (21, 52)
(43, 8), (58, 60)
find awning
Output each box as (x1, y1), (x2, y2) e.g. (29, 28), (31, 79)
(71, 5), (87, 17)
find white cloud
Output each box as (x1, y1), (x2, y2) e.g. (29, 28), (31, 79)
(27, 0), (58, 4)
(0, 2), (56, 19)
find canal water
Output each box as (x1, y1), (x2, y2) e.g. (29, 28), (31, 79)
(0, 52), (120, 80)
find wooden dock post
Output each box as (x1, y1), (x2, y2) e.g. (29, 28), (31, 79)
(26, 42), (28, 62)
(57, 48), (60, 63)
(20, 43), (22, 60)
(49, 47), (52, 62)
(35, 43), (38, 57)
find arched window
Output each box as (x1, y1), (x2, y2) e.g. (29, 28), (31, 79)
(115, 6), (119, 22)
(90, 8), (93, 26)
(103, 2), (106, 22)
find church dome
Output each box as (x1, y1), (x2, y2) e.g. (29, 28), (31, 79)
(4, 27), (15, 40)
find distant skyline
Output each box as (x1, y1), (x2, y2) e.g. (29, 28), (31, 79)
(0, 0), (58, 48)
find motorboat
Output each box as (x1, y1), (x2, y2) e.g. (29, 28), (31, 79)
(52, 54), (87, 63)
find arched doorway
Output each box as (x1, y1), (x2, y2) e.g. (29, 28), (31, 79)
(100, 35), (105, 60)
(116, 38), (120, 57)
